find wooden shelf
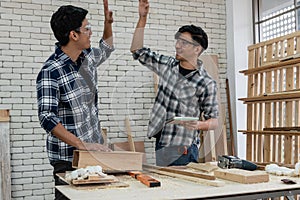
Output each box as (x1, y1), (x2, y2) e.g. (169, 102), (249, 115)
(239, 57), (300, 75)
(238, 130), (300, 136)
(240, 30), (300, 165)
(239, 91), (300, 103)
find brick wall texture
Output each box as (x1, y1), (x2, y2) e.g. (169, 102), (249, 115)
(0, 0), (227, 199)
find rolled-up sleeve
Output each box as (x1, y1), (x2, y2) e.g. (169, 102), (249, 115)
(36, 68), (61, 133)
(202, 79), (219, 120)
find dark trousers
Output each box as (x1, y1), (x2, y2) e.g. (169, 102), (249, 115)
(50, 160), (74, 200)
(155, 136), (199, 166)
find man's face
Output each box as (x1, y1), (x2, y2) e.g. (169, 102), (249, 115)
(75, 18), (92, 49)
(175, 32), (202, 62)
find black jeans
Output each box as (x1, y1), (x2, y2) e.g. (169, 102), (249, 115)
(154, 133), (198, 166)
(50, 160), (74, 200)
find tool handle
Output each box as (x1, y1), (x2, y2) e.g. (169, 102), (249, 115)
(241, 160), (257, 171)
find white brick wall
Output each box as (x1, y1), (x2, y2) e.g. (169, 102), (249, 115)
(0, 0), (227, 199)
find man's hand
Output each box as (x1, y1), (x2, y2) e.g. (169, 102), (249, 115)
(79, 142), (112, 152)
(103, 0), (113, 24)
(180, 121), (199, 131)
(130, 0), (149, 53)
(139, 0), (149, 18)
(180, 118), (219, 131)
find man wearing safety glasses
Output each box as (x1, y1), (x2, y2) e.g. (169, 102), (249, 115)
(131, 0), (219, 166)
(36, 1), (113, 199)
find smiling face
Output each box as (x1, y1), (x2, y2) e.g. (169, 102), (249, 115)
(70, 18), (92, 50)
(175, 32), (202, 63)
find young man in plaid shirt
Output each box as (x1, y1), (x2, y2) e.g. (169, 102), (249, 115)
(36, 1), (113, 199)
(131, 0), (219, 166)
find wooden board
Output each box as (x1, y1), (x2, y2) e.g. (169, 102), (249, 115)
(214, 169), (269, 184)
(72, 150), (144, 172)
(160, 167), (216, 180)
(112, 141), (145, 152)
(0, 110), (9, 122)
(143, 167), (225, 187)
(0, 113), (11, 200)
(187, 162), (219, 173)
(56, 173), (129, 190)
(143, 164), (215, 180)
(72, 175), (118, 185)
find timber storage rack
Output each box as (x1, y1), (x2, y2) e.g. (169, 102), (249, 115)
(239, 31), (300, 166)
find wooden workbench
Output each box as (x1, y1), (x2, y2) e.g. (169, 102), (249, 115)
(56, 172), (300, 200)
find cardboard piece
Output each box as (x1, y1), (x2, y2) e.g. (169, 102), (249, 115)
(72, 150), (143, 172)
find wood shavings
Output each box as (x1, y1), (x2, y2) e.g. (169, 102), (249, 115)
(265, 163), (300, 177)
(65, 165), (107, 182)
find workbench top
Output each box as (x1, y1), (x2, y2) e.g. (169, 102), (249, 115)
(56, 172), (300, 200)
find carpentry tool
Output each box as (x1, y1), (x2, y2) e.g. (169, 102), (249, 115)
(128, 171), (161, 187)
(217, 155), (257, 171)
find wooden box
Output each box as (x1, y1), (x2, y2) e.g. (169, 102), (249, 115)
(72, 150), (144, 171)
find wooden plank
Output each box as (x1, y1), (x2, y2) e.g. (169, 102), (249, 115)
(101, 128), (108, 146)
(226, 79), (235, 155)
(112, 141), (145, 152)
(56, 173), (129, 189)
(0, 110), (9, 122)
(143, 164), (216, 180)
(72, 175), (118, 185)
(0, 110), (11, 200)
(125, 117), (135, 152)
(239, 130), (300, 136)
(143, 165), (224, 187)
(240, 58), (300, 76)
(285, 67), (294, 164)
(159, 166), (216, 180)
(72, 150), (143, 171)
(186, 162), (218, 173)
(264, 127), (300, 131)
(238, 92), (300, 103)
(214, 169), (269, 184)
(246, 104), (253, 161)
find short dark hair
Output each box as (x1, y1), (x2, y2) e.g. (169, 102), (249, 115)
(175, 25), (208, 50)
(50, 5), (88, 46)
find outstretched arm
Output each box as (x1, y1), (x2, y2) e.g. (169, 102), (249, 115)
(181, 118), (219, 131)
(102, 0), (113, 47)
(130, 0), (149, 53)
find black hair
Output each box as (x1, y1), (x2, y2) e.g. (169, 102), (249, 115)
(175, 24), (208, 50)
(50, 5), (88, 46)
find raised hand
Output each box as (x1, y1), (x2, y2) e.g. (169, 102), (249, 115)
(139, 0), (149, 18)
(103, 0), (113, 24)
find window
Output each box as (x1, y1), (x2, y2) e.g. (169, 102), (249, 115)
(253, 0), (300, 43)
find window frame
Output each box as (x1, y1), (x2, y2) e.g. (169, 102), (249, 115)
(253, 0), (300, 43)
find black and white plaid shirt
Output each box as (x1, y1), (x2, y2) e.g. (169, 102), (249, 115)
(133, 48), (219, 147)
(36, 39), (114, 162)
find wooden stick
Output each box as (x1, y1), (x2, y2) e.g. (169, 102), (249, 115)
(125, 116), (135, 152)
(226, 79), (235, 156)
(143, 165), (224, 187)
(102, 128), (108, 146)
(143, 164), (215, 180)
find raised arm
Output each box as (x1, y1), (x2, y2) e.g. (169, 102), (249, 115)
(130, 0), (149, 53)
(102, 0), (113, 47)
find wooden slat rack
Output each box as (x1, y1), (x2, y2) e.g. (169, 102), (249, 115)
(239, 31), (300, 165)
